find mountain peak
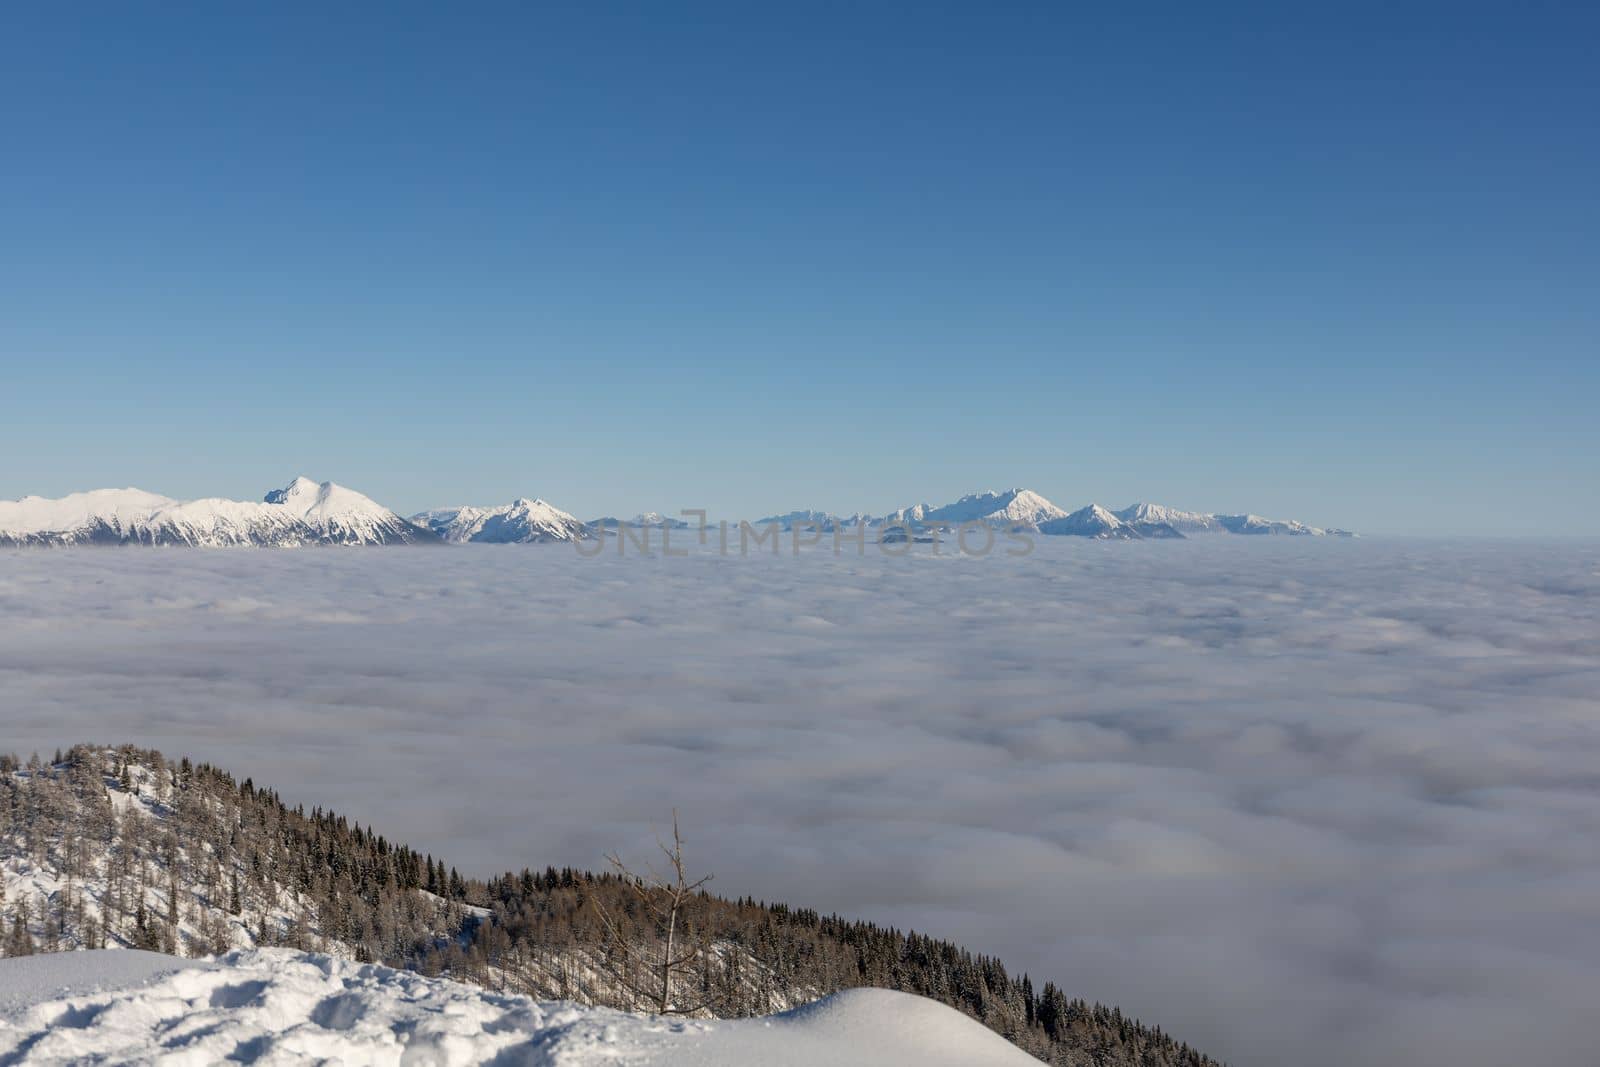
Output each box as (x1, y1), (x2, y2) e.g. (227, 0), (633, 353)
(263, 476), (323, 505)
(1114, 502), (1221, 532)
(1038, 504), (1143, 539)
(924, 489), (1068, 528)
(414, 495), (591, 544)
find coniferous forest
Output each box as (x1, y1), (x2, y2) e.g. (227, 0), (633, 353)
(0, 745), (1220, 1067)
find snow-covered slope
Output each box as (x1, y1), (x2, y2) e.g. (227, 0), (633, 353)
(0, 478), (436, 547)
(0, 753), (466, 966)
(0, 949), (1039, 1066)
(0, 750), (816, 1019)
(0, 950), (194, 1016)
(413, 498), (593, 543)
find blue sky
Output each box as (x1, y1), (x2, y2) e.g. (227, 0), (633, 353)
(2, 3), (1595, 533)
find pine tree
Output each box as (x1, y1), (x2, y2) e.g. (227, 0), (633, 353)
(6, 898), (35, 957)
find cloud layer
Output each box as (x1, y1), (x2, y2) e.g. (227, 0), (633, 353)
(2, 538), (1597, 1066)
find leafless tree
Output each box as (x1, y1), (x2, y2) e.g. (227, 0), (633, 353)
(593, 811), (714, 1015)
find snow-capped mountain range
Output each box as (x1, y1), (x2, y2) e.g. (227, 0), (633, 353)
(757, 490), (1354, 540)
(0, 477), (435, 547)
(414, 498), (592, 544)
(0, 480), (1354, 547)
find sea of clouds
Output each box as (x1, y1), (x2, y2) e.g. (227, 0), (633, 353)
(1, 537), (1596, 1067)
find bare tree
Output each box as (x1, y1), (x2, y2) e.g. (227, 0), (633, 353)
(593, 811), (713, 1015)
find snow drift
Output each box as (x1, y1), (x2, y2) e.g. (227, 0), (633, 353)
(0, 949), (1039, 1066)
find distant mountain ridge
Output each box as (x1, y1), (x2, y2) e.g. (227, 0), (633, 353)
(756, 489), (1353, 540)
(588, 513), (691, 532)
(1, 481), (1355, 546)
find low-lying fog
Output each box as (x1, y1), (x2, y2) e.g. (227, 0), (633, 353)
(2, 537), (1596, 1067)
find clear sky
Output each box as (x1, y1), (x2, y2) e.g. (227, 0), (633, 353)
(2, 3), (1595, 533)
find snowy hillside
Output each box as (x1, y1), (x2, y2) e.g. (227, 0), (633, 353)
(0, 478), (435, 547)
(0, 747), (1220, 1067)
(0, 751), (463, 963)
(0, 949), (1040, 1066)
(0, 749), (807, 1018)
(414, 498), (593, 543)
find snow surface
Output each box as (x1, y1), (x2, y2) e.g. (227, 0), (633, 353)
(0, 951), (204, 1015)
(0, 949), (1038, 1066)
